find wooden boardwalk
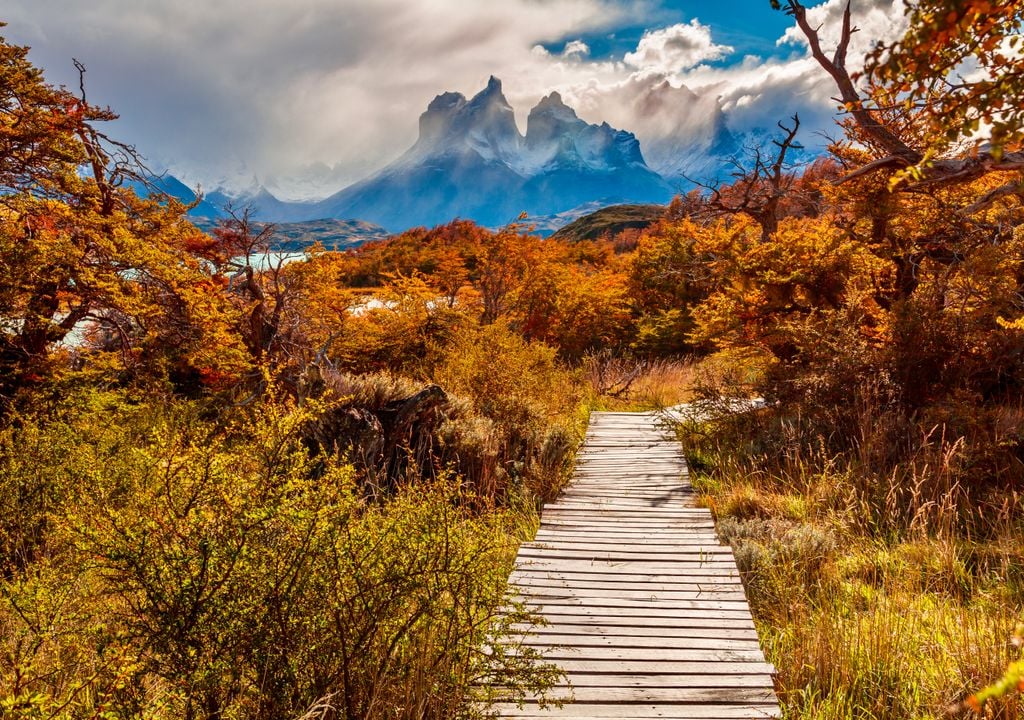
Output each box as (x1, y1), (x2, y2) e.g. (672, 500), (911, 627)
(494, 411), (779, 719)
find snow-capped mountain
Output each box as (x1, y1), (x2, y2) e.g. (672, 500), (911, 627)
(312, 77), (674, 230)
(153, 75), (802, 235)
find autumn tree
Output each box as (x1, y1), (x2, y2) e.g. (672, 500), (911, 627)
(867, 0), (1024, 158)
(776, 0), (1023, 195)
(0, 31), (249, 400)
(667, 0), (1024, 429)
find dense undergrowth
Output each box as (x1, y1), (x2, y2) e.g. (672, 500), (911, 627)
(0, 381), (570, 720)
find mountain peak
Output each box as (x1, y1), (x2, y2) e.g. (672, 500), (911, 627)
(427, 91), (467, 112)
(531, 91), (578, 121)
(468, 75), (511, 110)
(536, 91), (566, 109)
(419, 91), (468, 147)
(413, 76), (520, 161)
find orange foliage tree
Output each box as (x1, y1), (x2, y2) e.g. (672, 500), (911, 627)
(0, 32), (248, 400)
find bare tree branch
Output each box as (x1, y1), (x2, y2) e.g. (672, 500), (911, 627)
(962, 180), (1024, 216)
(786, 0), (1024, 200)
(688, 114), (804, 241)
(785, 0), (917, 163)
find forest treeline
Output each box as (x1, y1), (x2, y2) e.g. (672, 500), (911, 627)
(2, 0), (1024, 718)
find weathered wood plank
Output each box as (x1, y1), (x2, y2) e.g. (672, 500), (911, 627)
(511, 629), (759, 644)
(494, 688), (777, 705)
(527, 537), (724, 548)
(520, 545), (732, 556)
(516, 565), (741, 573)
(505, 607), (755, 622)
(491, 703), (780, 719)
(513, 589), (749, 603)
(538, 519), (718, 528)
(539, 673), (774, 688)
(523, 659), (775, 675)
(512, 647), (767, 662)
(530, 534), (723, 545)
(512, 634), (764, 651)
(507, 687), (777, 702)
(508, 575), (743, 591)
(510, 568), (740, 582)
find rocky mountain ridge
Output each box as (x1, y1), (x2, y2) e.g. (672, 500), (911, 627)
(149, 76), (788, 236)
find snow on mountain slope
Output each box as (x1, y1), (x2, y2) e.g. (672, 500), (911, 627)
(313, 77), (673, 230)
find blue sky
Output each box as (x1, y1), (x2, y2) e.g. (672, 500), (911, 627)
(2, 0), (905, 198)
(548, 1), (797, 62)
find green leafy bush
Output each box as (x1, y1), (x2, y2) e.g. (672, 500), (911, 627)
(0, 393), (558, 720)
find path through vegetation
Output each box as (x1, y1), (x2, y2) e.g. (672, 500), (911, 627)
(494, 411), (779, 719)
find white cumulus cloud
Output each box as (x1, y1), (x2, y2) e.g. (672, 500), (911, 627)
(624, 20), (733, 74)
(562, 39), (591, 58)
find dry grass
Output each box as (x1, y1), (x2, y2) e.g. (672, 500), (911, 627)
(680, 396), (1024, 720)
(583, 352), (697, 410)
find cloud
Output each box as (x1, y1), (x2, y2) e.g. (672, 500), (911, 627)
(624, 20), (733, 74)
(562, 40), (591, 59)
(777, 0), (908, 56)
(4, 0), (628, 196)
(2, 0), (911, 197)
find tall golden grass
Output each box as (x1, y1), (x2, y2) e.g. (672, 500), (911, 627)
(680, 387), (1024, 719)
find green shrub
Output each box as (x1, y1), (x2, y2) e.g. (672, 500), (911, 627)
(0, 393), (558, 719)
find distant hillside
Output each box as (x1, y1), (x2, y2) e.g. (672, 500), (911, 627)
(190, 217), (390, 252)
(549, 203), (666, 243)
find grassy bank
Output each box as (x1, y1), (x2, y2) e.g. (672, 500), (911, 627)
(680, 407), (1024, 719)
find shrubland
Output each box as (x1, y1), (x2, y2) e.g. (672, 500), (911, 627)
(3, 1), (1024, 717)
(670, 2), (1024, 717)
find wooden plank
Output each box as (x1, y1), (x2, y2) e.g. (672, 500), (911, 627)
(506, 607), (755, 622)
(511, 598), (753, 613)
(513, 562), (741, 575)
(510, 568), (738, 582)
(514, 562), (741, 575)
(509, 647), (767, 662)
(529, 537), (723, 548)
(534, 529), (720, 537)
(508, 575), (743, 591)
(538, 517), (718, 527)
(511, 576), (745, 589)
(491, 703), (780, 719)
(530, 535), (723, 545)
(539, 673), (774, 688)
(513, 589), (749, 603)
(547, 494), (696, 499)
(534, 527), (719, 536)
(520, 543), (731, 554)
(552, 493), (696, 497)
(556, 489), (692, 496)
(541, 507), (710, 514)
(509, 624), (759, 640)
(540, 510), (713, 518)
(511, 634), (764, 651)
(523, 659), (774, 675)
(512, 588), (748, 601)
(495, 687), (777, 703)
